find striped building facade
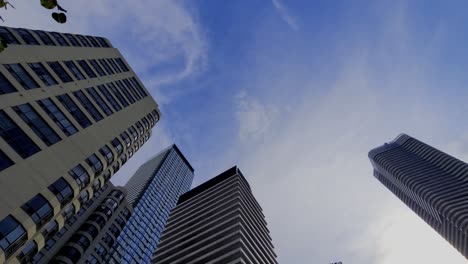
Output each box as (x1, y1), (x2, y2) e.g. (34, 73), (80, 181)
(0, 26), (160, 263)
(369, 133), (468, 259)
(152, 166), (277, 264)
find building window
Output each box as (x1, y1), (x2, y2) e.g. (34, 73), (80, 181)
(88, 59), (106, 76)
(107, 58), (121, 73)
(16, 240), (37, 263)
(110, 190), (124, 203)
(13, 103), (61, 146)
(47, 61), (73, 83)
(86, 154), (103, 174)
(131, 77), (148, 97)
(4, 63), (39, 90)
(80, 223), (99, 239)
(14, 28), (39, 45)
(77, 60), (97, 78)
(0, 110), (40, 158)
(88, 214), (106, 228)
(57, 94), (92, 128)
(96, 37), (110, 47)
(128, 126), (138, 140)
(37, 98), (78, 136)
(44, 238), (56, 250)
(62, 204), (75, 221)
(50, 32), (69, 46)
(21, 194), (53, 227)
(73, 90), (104, 122)
(48, 177), (74, 206)
(112, 163), (120, 173)
(103, 170), (111, 181)
(64, 33), (81, 47)
(70, 234), (90, 250)
(41, 220), (59, 239)
(135, 121), (144, 136)
(102, 233), (114, 247)
(99, 145), (114, 165)
(98, 59), (114, 75)
(86, 36), (100, 47)
(86, 254), (100, 264)
(0, 150), (13, 172)
(98, 85), (122, 111)
(0, 215), (27, 258)
(63, 61), (85, 80)
(107, 82), (129, 107)
(115, 216), (126, 229)
(114, 58), (129, 72)
(111, 138), (123, 155)
(68, 164), (90, 190)
(115, 80), (136, 104)
(0, 27), (19, 44)
(120, 132), (131, 147)
(58, 246), (81, 263)
(123, 78), (141, 100)
(0, 72), (16, 95)
(76, 35), (91, 47)
(79, 190), (89, 204)
(28, 62), (58, 86)
(108, 224), (119, 237)
(94, 243), (107, 257)
(86, 87), (113, 116)
(34, 30), (55, 45)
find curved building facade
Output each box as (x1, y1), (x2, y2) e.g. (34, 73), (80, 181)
(369, 133), (468, 259)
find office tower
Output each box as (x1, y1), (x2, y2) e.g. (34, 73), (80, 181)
(152, 166), (278, 264)
(23, 182), (132, 264)
(369, 133), (468, 259)
(0, 26), (160, 263)
(106, 145), (194, 264)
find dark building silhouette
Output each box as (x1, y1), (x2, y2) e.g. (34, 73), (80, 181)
(369, 133), (468, 259)
(152, 166), (277, 264)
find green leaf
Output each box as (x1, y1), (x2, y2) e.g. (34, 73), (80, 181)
(52, 12), (66, 23)
(41, 0), (57, 9)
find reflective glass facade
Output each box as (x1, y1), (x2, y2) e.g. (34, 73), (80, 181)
(107, 145), (194, 264)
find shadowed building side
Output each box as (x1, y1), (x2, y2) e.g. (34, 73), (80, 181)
(152, 166), (278, 264)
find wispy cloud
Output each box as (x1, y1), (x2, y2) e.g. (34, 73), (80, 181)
(271, 0), (299, 31)
(235, 90), (277, 143)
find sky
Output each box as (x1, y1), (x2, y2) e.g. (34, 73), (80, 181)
(3, 0), (468, 263)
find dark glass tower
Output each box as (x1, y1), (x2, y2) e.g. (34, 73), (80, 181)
(152, 166), (278, 264)
(106, 145), (194, 264)
(369, 133), (468, 259)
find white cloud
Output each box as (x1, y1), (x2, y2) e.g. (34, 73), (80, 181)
(231, 4), (467, 264)
(2, 0), (207, 104)
(271, 0), (299, 31)
(235, 90), (277, 143)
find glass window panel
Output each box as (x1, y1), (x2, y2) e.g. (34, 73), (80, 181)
(0, 150), (13, 172)
(98, 84), (122, 111)
(37, 98), (78, 136)
(64, 33), (81, 47)
(33, 30), (55, 45)
(13, 103), (61, 146)
(73, 90), (103, 122)
(86, 87), (113, 116)
(88, 59), (106, 76)
(0, 72), (17, 94)
(96, 37), (110, 47)
(48, 177), (74, 206)
(86, 36), (100, 47)
(86, 154), (103, 174)
(98, 59), (114, 75)
(107, 82), (129, 107)
(47, 61), (73, 83)
(64, 61), (85, 80)
(14, 28), (39, 45)
(68, 164), (90, 189)
(76, 35), (91, 47)
(77, 60), (97, 78)
(114, 58), (129, 72)
(50, 32), (69, 46)
(57, 94), (92, 128)
(0, 110), (40, 158)
(0, 27), (19, 44)
(28, 62), (58, 86)
(115, 80), (136, 104)
(4, 63), (39, 90)
(20, 194), (53, 226)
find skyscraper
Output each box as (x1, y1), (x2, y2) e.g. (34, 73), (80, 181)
(0, 26), (160, 263)
(107, 145), (194, 264)
(152, 166), (278, 264)
(369, 133), (468, 259)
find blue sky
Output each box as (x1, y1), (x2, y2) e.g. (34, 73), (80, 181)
(4, 0), (468, 263)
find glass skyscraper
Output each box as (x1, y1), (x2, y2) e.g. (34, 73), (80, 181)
(369, 133), (468, 259)
(107, 145), (194, 264)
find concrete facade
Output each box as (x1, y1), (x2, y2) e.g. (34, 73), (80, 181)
(0, 26), (160, 263)
(152, 166), (277, 264)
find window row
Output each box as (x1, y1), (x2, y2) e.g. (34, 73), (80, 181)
(0, 57), (131, 93)
(0, 27), (110, 48)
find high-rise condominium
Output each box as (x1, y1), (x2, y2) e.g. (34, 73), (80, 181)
(0, 26), (160, 263)
(106, 145), (194, 264)
(152, 166), (278, 264)
(30, 182), (132, 264)
(369, 133), (468, 259)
